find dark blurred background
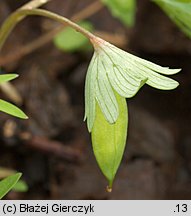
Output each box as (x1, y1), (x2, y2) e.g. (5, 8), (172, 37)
(0, 0), (191, 199)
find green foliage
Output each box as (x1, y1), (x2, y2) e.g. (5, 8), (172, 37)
(0, 74), (18, 84)
(53, 21), (94, 52)
(92, 93), (128, 188)
(0, 167), (28, 193)
(0, 74), (28, 119)
(154, 0), (191, 38)
(0, 173), (22, 199)
(101, 0), (136, 27)
(0, 99), (28, 119)
(13, 180), (28, 192)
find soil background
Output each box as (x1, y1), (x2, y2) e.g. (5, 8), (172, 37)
(0, 0), (191, 199)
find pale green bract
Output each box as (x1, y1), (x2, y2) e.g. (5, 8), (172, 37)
(84, 38), (181, 132)
(154, 0), (191, 39)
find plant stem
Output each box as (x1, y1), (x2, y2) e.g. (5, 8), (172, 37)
(19, 9), (96, 40)
(0, 7), (96, 52)
(0, 1), (104, 66)
(0, 0), (50, 51)
(20, 0), (51, 10)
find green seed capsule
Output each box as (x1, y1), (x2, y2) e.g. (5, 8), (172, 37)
(91, 93), (128, 190)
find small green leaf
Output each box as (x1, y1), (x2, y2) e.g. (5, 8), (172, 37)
(0, 173), (22, 199)
(0, 74), (18, 84)
(154, 0), (191, 38)
(92, 92), (128, 189)
(101, 0), (136, 27)
(13, 180), (28, 192)
(53, 21), (94, 52)
(0, 99), (28, 119)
